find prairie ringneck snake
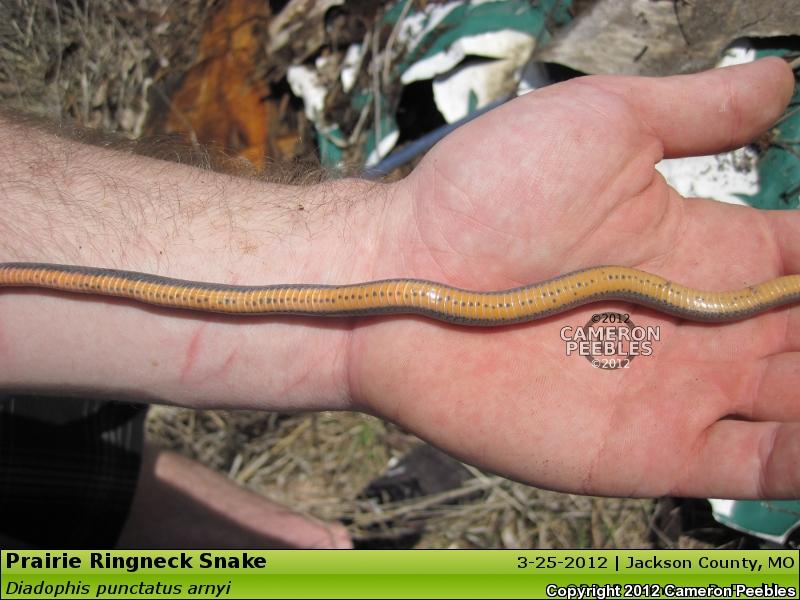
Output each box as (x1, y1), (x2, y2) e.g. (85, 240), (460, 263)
(1, 263), (799, 325)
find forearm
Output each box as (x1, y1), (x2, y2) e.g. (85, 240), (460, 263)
(0, 115), (389, 410)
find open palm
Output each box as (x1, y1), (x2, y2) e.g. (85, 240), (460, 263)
(350, 58), (800, 498)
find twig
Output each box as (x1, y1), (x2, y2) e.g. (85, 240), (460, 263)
(348, 90), (373, 146)
(50, 0), (63, 118)
(371, 25), (382, 156)
(235, 450), (272, 484)
(672, 0), (691, 47)
(382, 0), (413, 88)
(150, 84), (200, 147)
(353, 477), (495, 527)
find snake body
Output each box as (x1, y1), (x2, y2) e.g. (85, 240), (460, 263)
(1, 262), (799, 325)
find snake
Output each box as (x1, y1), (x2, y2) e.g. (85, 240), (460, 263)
(0, 262), (799, 325)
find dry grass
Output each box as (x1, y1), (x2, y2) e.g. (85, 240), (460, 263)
(145, 406), (655, 549)
(0, 0), (209, 134)
(0, 0), (727, 550)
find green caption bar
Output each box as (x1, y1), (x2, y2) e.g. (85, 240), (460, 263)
(1, 550), (797, 599)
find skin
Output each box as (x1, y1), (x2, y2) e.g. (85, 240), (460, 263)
(0, 57), (797, 499)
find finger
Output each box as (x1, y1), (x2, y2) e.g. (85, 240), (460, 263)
(638, 199), (800, 353)
(761, 211), (800, 350)
(674, 420), (800, 498)
(592, 57), (795, 158)
(747, 353), (800, 421)
(764, 210), (800, 275)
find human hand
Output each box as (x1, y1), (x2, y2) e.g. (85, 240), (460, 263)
(349, 58), (800, 498)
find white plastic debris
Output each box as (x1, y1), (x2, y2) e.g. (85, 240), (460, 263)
(401, 28), (534, 85)
(656, 149), (759, 206)
(341, 43), (365, 93)
(395, 1), (462, 82)
(655, 42), (759, 206)
(428, 31), (536, 122)
(286, 65), (327, 122)
(365, 129), (400, 167)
